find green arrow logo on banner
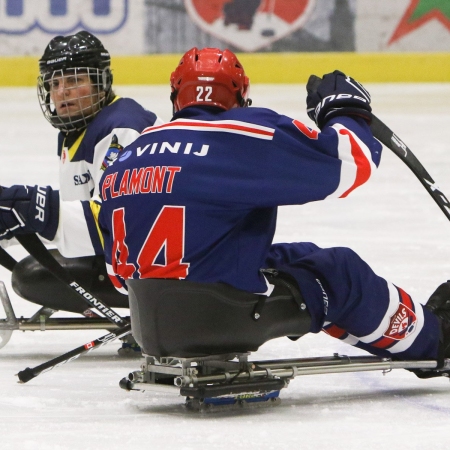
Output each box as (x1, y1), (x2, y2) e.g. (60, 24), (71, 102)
(389, 0), (450, 45)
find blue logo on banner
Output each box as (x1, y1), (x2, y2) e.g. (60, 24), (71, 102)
(1, 0), (129, 35)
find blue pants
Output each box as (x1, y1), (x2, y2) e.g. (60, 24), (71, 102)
(265, 242), (440, 360)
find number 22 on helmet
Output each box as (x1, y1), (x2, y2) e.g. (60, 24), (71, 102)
(170, 47), (252, 113)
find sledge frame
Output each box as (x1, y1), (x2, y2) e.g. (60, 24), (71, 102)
(119, 352), (450, 408)
(0, 281), (123, 349)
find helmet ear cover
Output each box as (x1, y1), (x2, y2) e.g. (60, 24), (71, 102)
(170, 47), (251, 113)
(101, 67), (113, 92)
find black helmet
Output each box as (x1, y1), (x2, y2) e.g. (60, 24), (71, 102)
(37, 31), (113, 133)
(39, 30), (111, 75)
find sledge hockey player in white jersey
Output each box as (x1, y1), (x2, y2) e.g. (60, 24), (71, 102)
(1, 48), (450, 380)
(1, 31), (163, 354)
(36, 31), (164, 201)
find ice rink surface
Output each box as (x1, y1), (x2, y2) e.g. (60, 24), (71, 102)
(1, 83), (450, 449)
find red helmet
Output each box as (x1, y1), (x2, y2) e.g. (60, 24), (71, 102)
(170, 47), (251, 113)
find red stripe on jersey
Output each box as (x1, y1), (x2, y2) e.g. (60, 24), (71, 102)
(108, 273), (124, 289)
(338, 129), (372, 198)
(142, 120), (274, 138)
(292, 119), (319, 139)
(370, 335), (396, 349)
(371, 287), (417, 348)
(397, 286), (414, 311)
(322, 324), (347, 339)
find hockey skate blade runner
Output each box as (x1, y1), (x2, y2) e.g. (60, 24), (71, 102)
(119, 353), (450, 410)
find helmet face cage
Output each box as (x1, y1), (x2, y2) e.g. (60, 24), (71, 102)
(37, 31), (112, 133)
(170, 47), (251, 113)
(37, 67), (109, 133)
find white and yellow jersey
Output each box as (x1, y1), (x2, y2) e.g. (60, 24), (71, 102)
(57, 96), (164, 201)
(39, 96), (163, 257)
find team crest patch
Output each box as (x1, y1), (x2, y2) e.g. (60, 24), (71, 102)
(384, 303), (417, 340)
(184, 0), (316, 52)
(101, 134), (123, 171)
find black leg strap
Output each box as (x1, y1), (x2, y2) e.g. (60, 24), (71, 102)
(252, 296), (266, 321)
(260, 268), (307, 311)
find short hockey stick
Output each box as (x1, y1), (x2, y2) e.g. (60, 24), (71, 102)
(17, 323), (132, 383)
(15, 234), (128, 328)
(13, 234), (132, 381)
(370, 115), (450, 221)
(0, 246), (17, 272)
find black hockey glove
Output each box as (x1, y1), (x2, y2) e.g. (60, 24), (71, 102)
(0, 185), (59, 241)
(306, 70), (372, 129)
(425, 282), (450, 322)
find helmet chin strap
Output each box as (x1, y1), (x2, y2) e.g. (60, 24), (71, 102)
(170, 90), (178, 115)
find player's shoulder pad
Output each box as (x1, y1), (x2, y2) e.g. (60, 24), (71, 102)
(98, 97), (159, 131)
(82, 98), (158, 148)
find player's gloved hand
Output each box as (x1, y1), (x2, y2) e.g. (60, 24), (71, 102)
(0, 185), (59, 241)
(306, 70), (372, 129)
(425, 281), (450, 322)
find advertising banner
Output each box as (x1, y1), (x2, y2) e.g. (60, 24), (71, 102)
(0, 0), (145, 55)
(184, 0), (316, 52)
(356, 0), (450, 51)
(0, 0), (448, 55)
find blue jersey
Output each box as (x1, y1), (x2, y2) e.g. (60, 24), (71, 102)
(97, 106), (382, 294)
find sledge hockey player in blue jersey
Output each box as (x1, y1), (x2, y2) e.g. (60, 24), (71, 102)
(1, 47), (450, 378)
(1, 31), (163, 354)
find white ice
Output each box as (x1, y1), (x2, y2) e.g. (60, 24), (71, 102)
(1, 83), (450, 450)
